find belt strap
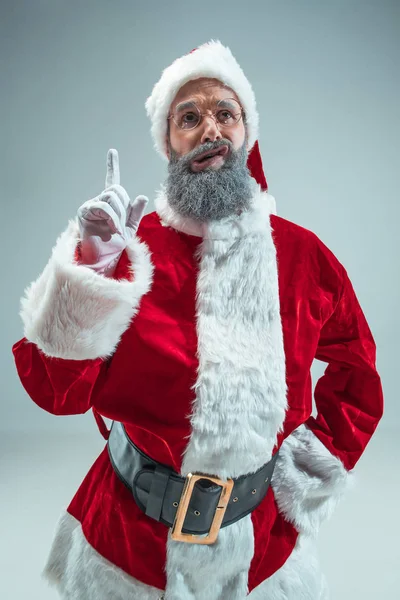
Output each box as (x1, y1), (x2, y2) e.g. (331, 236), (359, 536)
(108, 421), (279, 535)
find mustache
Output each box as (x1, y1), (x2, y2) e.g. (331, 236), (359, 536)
(170, 139), (234, 168)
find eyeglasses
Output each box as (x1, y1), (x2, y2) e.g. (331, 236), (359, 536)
(168, 98), (244, 131)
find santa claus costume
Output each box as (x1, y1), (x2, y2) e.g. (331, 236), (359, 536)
(12, 40), (383, 599)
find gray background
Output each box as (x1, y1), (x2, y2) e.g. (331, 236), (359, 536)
(1, 1), (399, 599)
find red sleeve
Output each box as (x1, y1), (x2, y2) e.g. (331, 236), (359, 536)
(12, 337), (106, 416)
(12, 246), (132, 416)
(306, 266), (384, 470)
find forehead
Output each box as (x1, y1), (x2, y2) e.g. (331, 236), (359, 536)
(170, 77), (240, 109)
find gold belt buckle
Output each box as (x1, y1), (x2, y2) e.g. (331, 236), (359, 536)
(171, 473), (234, 545)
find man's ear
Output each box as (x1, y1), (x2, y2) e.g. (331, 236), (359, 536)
(165, 127), (172, 160)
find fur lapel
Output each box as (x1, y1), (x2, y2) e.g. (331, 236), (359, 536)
(157, 185), (288, 599)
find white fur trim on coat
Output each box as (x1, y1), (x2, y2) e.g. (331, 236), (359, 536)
(247, 533), (329, 600)
(42, 511), (163, 599)
(145, 40), (259, 159)
(271, 424), (352, 537)
(154, 180), (277, 239)
(20, 220), (153, 360)
(42, 511), (328, 600)
(162, 185), (288, 599)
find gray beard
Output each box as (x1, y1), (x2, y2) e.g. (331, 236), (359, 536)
(165, 138), (254, 222)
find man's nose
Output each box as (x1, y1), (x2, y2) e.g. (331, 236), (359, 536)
(200, 115), (222, 145)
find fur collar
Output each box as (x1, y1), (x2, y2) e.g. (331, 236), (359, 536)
(154, 180), (277, 239)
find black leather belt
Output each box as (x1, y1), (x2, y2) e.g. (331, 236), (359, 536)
(107, 420), (279, 544)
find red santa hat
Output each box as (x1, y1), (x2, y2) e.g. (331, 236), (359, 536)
(145, 40), (268, 191)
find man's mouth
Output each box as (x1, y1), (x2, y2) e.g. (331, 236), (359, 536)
(191, 145), (229, 172)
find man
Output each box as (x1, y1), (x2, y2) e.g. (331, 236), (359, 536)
(12, 40), (383, 599)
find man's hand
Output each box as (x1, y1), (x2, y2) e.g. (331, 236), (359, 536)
(77, 149), (148, 276)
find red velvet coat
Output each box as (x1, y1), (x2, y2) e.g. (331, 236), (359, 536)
(12, 186), (383, 597)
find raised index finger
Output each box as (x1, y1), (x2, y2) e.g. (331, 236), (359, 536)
(105, 148), (120, 188)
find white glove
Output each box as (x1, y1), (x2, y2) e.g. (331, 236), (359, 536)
(77, 149), (148, 276)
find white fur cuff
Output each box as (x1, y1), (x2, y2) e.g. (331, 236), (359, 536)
(20, 220), (153, 360)
(271, 424), (352, 537)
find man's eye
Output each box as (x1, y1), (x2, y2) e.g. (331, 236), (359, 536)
(183, 113), (197, 121)
(217, 110), (234, 122)
(178, 112), (200, 128)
